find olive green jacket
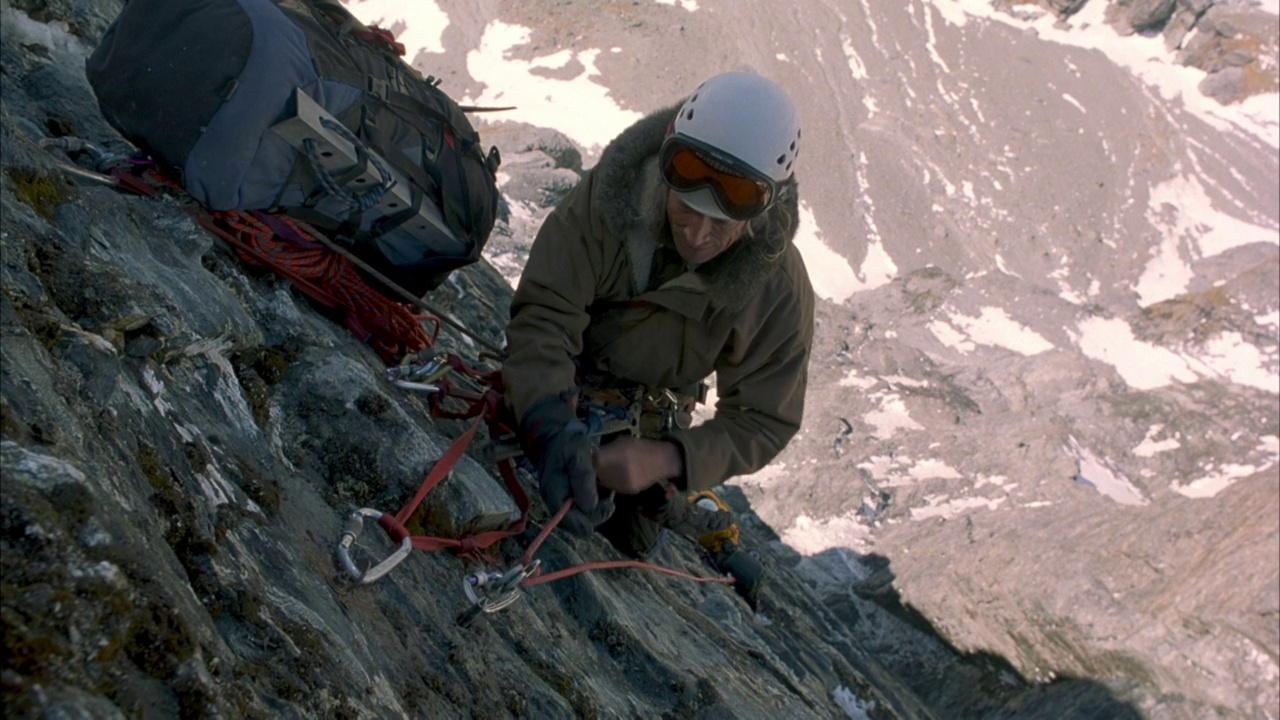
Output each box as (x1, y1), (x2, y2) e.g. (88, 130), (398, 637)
(503, 105), (815, 490)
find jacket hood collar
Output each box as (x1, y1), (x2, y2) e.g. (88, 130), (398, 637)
(593, 104), (800, 313)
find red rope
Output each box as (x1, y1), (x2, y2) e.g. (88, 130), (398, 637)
(517, 499), (733, 588)
(216, 211), (432, 363)
(114, 167), (433, 365)
(525, 559), (734, 588)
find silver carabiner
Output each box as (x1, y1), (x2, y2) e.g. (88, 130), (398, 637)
(335, 508), (413, 584)
(461, 560), (541, 615)
(389, 379), (441, 393)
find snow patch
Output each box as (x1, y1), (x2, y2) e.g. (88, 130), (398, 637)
(842, 35), (868, 80)
(863, 394), (924, 438)
(1133, 425), (1181, 458)
(928, 0), (1280, 148)
(793, 202), (872, 303)
(1135, 173), (1279, 305)
(345, 0), (448, 56)
(1067, 436), (1148, 506)
(908, 459), (964, 480)
(1187, 332), (1279, 394)
(734, 463), (789, 490)
(1172, 436), (1280, 499)
(931, 306), (1054, 356)
(1076, 317), (1198, 390)
(929, 320), (975, 353)
(463, 21), (642, 154)
(653, 0), (699, 10)
(911, 494), (1005, 520)
(839, 369), (879, 389)
(782, 512), (874, 555)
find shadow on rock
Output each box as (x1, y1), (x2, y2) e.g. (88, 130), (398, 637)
(811, 548), (1144, 719)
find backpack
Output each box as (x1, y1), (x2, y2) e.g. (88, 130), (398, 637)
(86, 0), (501, 297)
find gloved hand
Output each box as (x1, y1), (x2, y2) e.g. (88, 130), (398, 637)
(520, 395), (615, 534)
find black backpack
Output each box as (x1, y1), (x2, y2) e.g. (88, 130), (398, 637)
(86, 0), (501, 297)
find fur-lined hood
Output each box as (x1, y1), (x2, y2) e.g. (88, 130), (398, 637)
(590, 104), (801, 312)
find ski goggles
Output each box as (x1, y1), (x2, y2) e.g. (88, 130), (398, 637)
(659, 135), (775, 221)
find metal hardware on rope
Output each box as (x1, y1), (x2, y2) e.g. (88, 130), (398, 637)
(40, 136), (132, 187)
(40, 136), (134, 173)
(455, 560), (541, 626)
(335, 508), (413, 584)
(386, 353), (453, 393)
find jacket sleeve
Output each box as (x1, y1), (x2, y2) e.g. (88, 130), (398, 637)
(502, 172), (610, 422)
(670, 259), (815, 490)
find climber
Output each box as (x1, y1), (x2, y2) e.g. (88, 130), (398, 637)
(501, 72), (815, 608)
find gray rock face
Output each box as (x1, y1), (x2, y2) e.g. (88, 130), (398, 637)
(1020, 0), (1280, 101)
(1046, 0), (1092, 16)
(1176, 4), (1280, 102)
(3, 0), (1277, 719)
(2, 2), (1101, 718)
(1109, 0), (1179, 32)
(1, 11), (933, 717)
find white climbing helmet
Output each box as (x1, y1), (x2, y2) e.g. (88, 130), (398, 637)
(660, 72), (801, 221)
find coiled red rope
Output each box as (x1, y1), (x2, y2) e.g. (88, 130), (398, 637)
(113, 167), (435, 364)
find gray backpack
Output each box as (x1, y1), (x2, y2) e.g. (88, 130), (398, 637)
(87, 0), (501, 297)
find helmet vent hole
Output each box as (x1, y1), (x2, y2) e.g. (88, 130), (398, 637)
(776, 154), (786, 165)
(685, 109), (695, 121)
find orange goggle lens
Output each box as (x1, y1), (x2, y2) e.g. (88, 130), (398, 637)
(661, 145), (772, 220)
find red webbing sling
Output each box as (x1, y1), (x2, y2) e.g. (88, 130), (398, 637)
(374, 359), (532, 561)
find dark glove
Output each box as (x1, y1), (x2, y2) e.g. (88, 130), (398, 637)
(520, 395), (615, 534)
(713, 544), (765, 612)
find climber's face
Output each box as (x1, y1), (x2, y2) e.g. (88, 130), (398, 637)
(666, 190), (748, 266)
